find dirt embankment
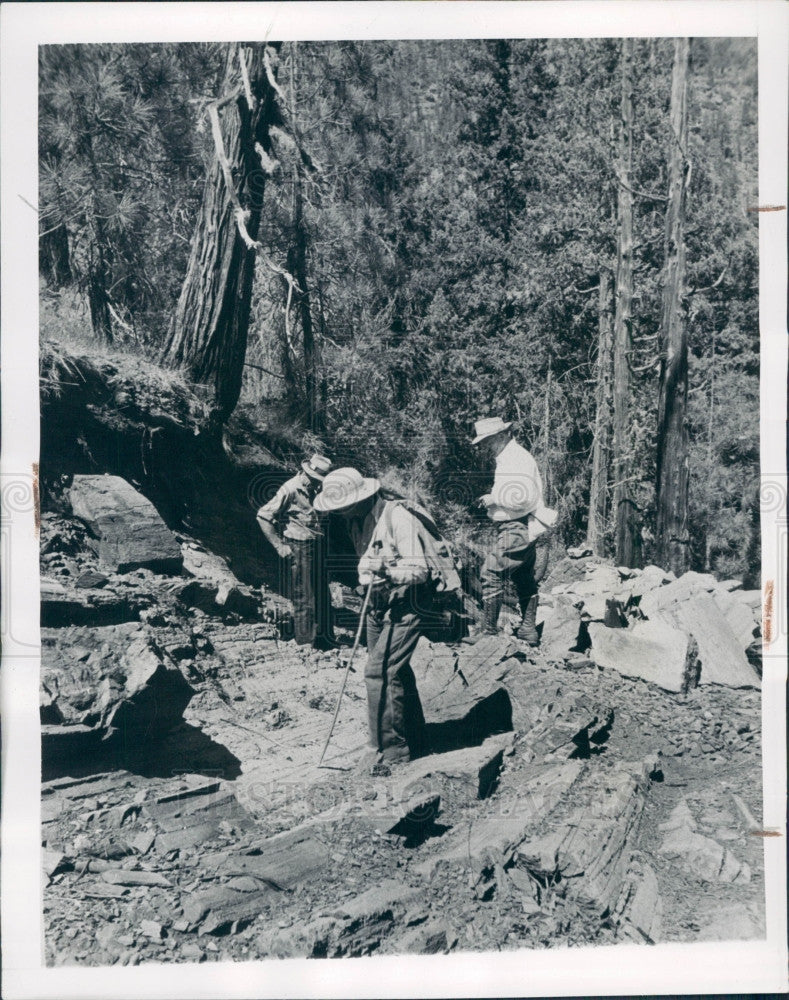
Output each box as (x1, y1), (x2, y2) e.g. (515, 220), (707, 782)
(40, 342), (295, 589)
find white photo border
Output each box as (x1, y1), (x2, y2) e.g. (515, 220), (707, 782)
(2, 2), (786, 997)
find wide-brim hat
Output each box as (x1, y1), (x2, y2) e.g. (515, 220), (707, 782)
(301, 453), (332, 481)
(472, 416), (513, 445)
(313, 467), (381, 512)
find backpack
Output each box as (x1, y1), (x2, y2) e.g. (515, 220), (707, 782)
(380, 500), (469, 643)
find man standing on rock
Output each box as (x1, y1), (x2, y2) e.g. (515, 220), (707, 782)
(256, 454), (336, 650)
(472, 417), (557, 645)
(314, 467), (430, 769)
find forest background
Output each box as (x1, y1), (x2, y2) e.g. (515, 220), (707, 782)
(38, 37), (759, 586)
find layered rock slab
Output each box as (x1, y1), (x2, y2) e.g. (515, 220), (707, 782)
(587, 620), (695, 693)
(69, 474), (182, 574)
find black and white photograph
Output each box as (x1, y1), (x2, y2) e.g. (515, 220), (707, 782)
(1, 2), (787, 997)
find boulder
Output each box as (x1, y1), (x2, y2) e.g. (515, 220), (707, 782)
(524, 694), (614, 760)
(69, 475), (182, 574)
(565, 581), (608, 621)
(181, 543), (238, 590)
(712, 589), (760, 651)
(40, 623), (193, 739)
(391, 733), (513, 806)
(587, 620), (696, 693)
(168, 578), (219, 612)
(411, 635), (516, 733)
(629, 564), (675, 596)
(40, 584), (151, 628)
(543, 555), (590, 591)
(513, 759), (656, 919)
(660, 820), (750, 884)
(201, 826), (331, 892)
(654, 595), (759, 689)
(182, 885), (275, 935)
(617, 862), (662, 942)
(75, 570), (109, 589)
(181, 543), (260, 617)
(733, 589), (762, 610)
(415, 759), (585, 878)
(537, 594), (583, 657)
(639, 571), (717, 618)
(580, 564), (623, 594)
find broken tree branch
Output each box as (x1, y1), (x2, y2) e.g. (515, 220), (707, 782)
(283, 278), (297, 359)
(688, 266), (727, 295)
(263, 46), (287, 105)
(207, 99), (303, 296)
(243, 361), (286, 379)
(615, 173), (668, 203)
(238, 47), (254, 111)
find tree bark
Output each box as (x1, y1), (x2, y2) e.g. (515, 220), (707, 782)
(287, 42), (323, 435)
(87, 211), (113, 345)
(163, 44), (281, 419)
(612, 39), (638, 567)
(655, 38), (691, 574)
(587, 268), (613, 555)
(542, 354), (553, 504)
(40, 222), (72, 288)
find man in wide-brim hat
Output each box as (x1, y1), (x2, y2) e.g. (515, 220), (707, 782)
(472, 417), (557, 645)
(256, 453), (336, 650)
(314, 467), (431, 769)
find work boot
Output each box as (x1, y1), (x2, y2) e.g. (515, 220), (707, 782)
(372, 744), (411, 777)
(516, 595), (540, 645)
(462, 595), (502, 644)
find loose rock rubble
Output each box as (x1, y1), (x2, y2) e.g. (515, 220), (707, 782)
(40, 478), (766, 965)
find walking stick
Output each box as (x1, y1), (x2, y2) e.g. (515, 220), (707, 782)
(317, 577), (375, 767)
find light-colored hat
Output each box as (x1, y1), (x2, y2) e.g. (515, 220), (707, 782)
(472, 416), (513, 445)
(313, 467), (381, 512)
(301, 454), (332, 481)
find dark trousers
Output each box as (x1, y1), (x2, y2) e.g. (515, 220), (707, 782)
(288, 536), (334, 647)
(480, 519), (550, 611)
(364, 590), (428, 760)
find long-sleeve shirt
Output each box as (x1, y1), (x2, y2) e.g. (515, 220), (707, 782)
(486, 439), (547, 523)
(256, 473), (322, 542)
(350, 498), (429, 588)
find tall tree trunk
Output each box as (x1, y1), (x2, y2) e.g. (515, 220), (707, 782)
(287, 42), (323, 435)
(542, 354), (553, 504)
(612, 38), (638, 567)
(656, 38), (691, 574)
(704, 327), (716, 571)
(587, 268), (613, 555)
(40, 222), (72, 288)
(87, 204), (113, 344)
(163, 44), (281, 419)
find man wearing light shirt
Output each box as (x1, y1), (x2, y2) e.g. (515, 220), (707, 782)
(314, 467), (431, 768)
(473, 417), (557, 644)
(256, 454), (335, 650)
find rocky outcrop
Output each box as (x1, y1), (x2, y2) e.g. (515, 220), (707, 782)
(38, 440), (765, 965)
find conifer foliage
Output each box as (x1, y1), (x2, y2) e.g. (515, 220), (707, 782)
(39, 38), (759, 582)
